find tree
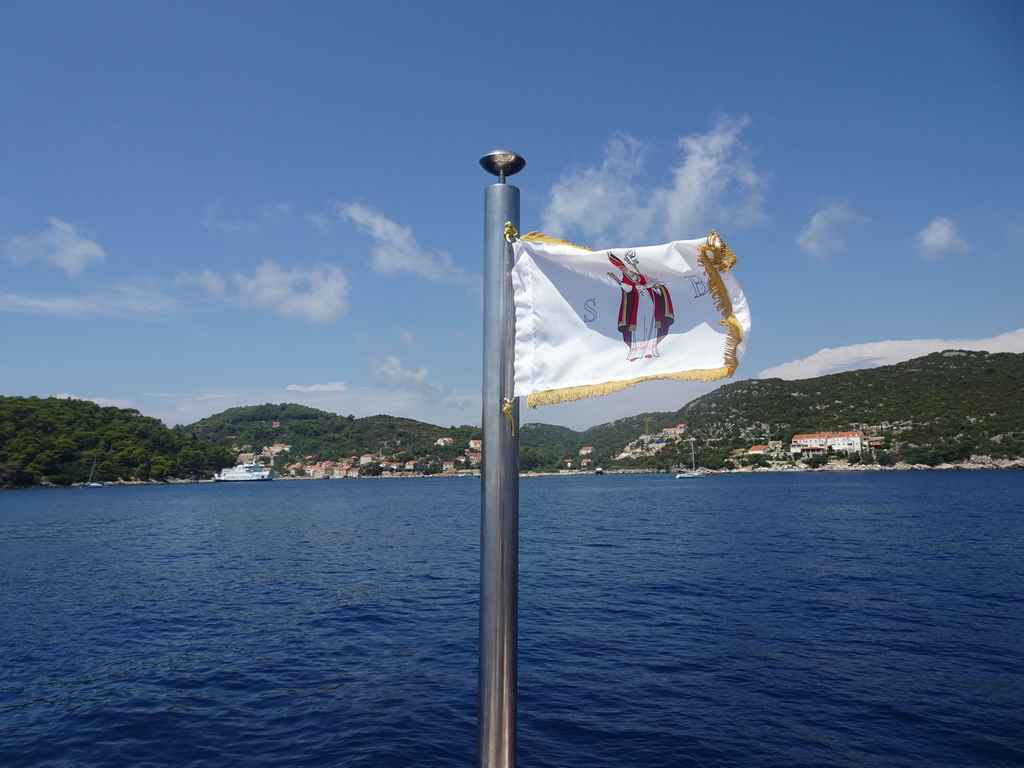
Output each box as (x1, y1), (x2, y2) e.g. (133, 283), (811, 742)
(518, 446), (545, 472)
(1, 461), (35, 488)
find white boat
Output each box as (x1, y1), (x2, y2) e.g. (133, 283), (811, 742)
(214, 462), (274, 482)
(84, 456), (103, 487)
(676, 438), (702, 479)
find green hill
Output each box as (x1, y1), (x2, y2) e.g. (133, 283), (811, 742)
(4, 350), (1021, 486)
(0, 396), (235, 487)
(642, 349), (1023, 468)
(520, 349), (1024, 470)
(702, 350), (1016, 441)
(181, 403), (482, 467)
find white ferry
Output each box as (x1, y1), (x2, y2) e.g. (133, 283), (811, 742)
(214, 461), (274, 482)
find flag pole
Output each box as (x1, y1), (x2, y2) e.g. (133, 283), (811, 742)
(478, 150), (524, 768)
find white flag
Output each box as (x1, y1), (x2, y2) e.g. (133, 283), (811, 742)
(512, 231), (750, 407)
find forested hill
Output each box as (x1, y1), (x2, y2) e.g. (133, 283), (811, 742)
(189, 403), (656, 473)
(663, 349), (1024, 459)
(0, 396), (235, 487)
(3, 350), (1020, 486)
(519, 349), (1023, 469)
(183, 403), (482, 463)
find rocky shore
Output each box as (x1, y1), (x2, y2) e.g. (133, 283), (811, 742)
(688, 456), (1024, 474)
(11, 457), (1023, 489)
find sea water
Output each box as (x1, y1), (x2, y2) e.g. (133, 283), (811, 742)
(1, 471), (1021, 767)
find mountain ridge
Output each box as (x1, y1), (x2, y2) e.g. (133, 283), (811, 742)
(2, 349), (1020, 485)
(180, 348), (1024, 471)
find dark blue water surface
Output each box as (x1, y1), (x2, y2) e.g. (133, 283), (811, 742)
(1, 472), (1022, 767)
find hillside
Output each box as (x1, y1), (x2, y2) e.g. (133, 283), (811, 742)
(181, 403), (482, 466)
(676, 350), (1019, 449)
(4, 350), (1021, 485)
(0, 396), (235, 487)
(615, 349), (1021, 469)
(186, 351), (1023, 471)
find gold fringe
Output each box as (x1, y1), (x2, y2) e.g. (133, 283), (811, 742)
(699, 250), (731, 316)
(526, 366), (733, 407)
(519, 231), (594, 251)
(696, 233), (743, 379)
(719, 314), (744, 374)
(699, 230), (737, 273)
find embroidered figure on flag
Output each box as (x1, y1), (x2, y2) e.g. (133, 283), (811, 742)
(511, 231), (751, 407)
(606, 250), (675, 361)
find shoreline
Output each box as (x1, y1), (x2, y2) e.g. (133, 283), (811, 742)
(5, 458), (1020, 489)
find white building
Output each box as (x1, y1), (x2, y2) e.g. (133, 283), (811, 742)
(791, 431), (868, 455)
(790, 433), (828, 455)
(826, 431), (868, 453)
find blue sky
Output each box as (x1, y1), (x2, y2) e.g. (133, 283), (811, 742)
(2, 1), (1022, 431)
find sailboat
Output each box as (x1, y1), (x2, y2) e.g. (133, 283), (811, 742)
(675, 438), (701, 479)
(85, 456), (104, 487)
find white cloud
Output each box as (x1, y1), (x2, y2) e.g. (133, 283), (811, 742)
(758, 328), (1024, 380)
(54, 393), (139, 411)
(306, 212), (333, 233)
(3, 218), (105, 277)
(542, 115), (766, 245)
(542, 133), (652, 245)
(340, 203), (477, 288)
(176, 268), (227, 294)
(138, 381), (482, 430)
(232, 260), (348, 322)
(795, 202), (863, 259)
(369, 355), (429, 386)
(286, 381), (347, 392)
(917, 217), (968, 261)
(0, 282), (177, 316)
(1, 261), (345, 322)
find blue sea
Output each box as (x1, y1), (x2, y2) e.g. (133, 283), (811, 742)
(1, 472), (1022, 767)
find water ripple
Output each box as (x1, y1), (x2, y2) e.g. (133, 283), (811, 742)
(2, 472), (1022, 766)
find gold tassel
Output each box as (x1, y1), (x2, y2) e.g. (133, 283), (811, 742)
(719, 314), (744, 375)
(700, 230), (737, 272)
(525, 365), (735, 408)
(519, 231), (594, 251)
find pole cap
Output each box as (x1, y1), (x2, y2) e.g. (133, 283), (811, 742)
(480, 150), (525, 181)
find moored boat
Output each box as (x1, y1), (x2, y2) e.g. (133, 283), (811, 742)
(676, 438), (702, 479)
(214, 462), (274, 482)
(84, 456), (103, 487)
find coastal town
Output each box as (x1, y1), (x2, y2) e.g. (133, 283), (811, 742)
(233, 436), (487, 479)
(619, 424), (877, 461)
(5, 343), (1022, 488)
(227, 423), (1023, 479)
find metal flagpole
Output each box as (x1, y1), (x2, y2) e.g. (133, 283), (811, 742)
(478, 150), (524, 768)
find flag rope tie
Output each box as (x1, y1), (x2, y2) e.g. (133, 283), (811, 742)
(502, 398), (517, 436)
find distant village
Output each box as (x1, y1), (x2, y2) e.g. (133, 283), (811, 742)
(229, 423), (886, 478)
(231, 436), (485, 479)
(620, 424), (880, 461)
